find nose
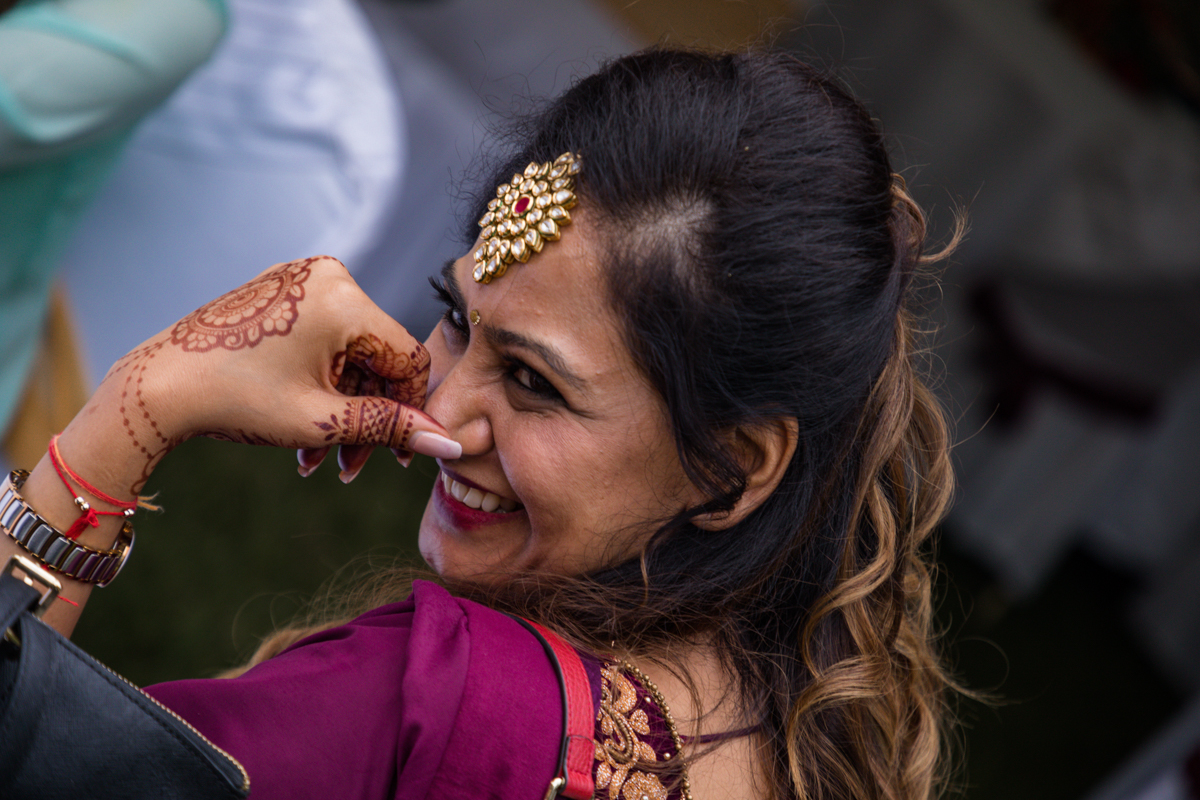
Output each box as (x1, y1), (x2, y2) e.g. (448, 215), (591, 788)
(423, 342), (493, 459)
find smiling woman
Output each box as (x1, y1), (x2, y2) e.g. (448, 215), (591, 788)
(420, 221), (707, 579)
(2, 48), (961, 800)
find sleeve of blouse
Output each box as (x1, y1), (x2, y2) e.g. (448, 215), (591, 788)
(144, 581), (566, 800)
(0, 0), (227, 167)
(144, 583), (468, 800)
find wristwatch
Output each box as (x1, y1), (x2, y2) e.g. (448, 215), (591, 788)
(0, 470), (134, 586)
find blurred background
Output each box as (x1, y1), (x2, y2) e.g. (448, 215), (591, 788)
(2, 1), (1199, 799)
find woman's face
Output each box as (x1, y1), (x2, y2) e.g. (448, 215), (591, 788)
(419, 214), (696, 580)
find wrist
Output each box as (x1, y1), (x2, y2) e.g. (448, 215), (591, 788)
(32, 360), (175, 535)
(98, 337), (202, 454)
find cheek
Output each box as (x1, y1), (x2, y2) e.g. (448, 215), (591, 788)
(505, 420), (655, 537)
(500, 420), (578, 513)
(502, 420), (617, 548)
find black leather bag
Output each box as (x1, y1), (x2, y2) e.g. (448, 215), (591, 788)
(0, 555), (250, 800)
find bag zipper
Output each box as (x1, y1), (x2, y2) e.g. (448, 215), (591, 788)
(96, 658), (251, 793)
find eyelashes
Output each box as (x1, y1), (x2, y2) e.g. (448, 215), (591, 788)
(430, 278), (468, 338)
(501, 356), (561, 400)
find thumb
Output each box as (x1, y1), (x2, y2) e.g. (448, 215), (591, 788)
(313, 395), (461, 459)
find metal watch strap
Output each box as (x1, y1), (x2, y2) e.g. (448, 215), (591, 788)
(0, 470), (134, 586)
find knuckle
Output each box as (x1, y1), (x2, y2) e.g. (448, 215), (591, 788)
(311, 254), (348, 273)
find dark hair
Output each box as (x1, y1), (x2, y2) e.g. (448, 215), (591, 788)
(461, 49), (960, 800)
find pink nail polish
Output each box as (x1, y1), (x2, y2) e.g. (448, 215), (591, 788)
(408, 430), (462, 460)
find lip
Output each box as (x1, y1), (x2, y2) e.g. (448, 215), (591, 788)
(433, 467), (525, 530)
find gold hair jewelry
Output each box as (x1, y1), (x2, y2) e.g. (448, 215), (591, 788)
(468, 309), (481, 325)
(473, 152), (580, 284)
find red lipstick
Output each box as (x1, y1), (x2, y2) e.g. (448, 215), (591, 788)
(433, 470), (524, 531)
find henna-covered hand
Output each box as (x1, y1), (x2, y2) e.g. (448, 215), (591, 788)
(81, 256), (455, 495)
(171, 257), (312, 352)
(10, 255), (456, 628)
(302, 333), (433, 482)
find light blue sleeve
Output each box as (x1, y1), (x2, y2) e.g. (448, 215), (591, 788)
(0, 0), (228, 167)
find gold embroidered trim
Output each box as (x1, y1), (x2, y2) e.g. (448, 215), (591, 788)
(594, 662), (671, 800)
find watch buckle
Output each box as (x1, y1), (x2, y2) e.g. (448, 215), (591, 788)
(4, 554), (62, 619)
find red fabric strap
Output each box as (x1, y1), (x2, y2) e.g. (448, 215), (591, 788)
(49, 435), (137, 510)
(47, 435), (132, 540)
(525, 620), (596, 800)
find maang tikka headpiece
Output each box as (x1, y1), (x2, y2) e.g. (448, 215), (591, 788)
(473, 152), (581, 284)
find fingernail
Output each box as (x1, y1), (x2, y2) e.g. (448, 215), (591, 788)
(408, 430), (462, 460)
(395, 451), (413, 468)
(339, 469), (359, 484)
(297, 448), (321, 477)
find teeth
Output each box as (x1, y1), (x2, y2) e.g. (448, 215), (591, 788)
(441, 473), (520, 514)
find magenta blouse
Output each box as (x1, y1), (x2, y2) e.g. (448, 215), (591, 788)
(147, 580), (688, 800)
(146, 581), (563, 799)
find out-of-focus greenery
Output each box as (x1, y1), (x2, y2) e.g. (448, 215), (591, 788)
(73, 437), (435, 686)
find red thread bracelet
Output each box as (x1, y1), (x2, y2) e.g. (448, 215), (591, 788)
(48, 435), (137, 540)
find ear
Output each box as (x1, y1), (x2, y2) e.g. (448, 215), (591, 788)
(692, 416), (799, 531)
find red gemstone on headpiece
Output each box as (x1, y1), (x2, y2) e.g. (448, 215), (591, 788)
(513, 196), (532, 215)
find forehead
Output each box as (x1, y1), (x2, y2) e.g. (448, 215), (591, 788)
(452, 214), (638, 388)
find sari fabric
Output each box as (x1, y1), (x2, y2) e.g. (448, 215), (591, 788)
(147, 579), (690, 799)
(146, 581), (562, 800)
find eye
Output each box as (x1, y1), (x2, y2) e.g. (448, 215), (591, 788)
(505, 358), (562, 401)
(430, 278), (468, 340)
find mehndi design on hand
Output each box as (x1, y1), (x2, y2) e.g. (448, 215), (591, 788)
(331, 333), (430, 408)
(113, 340), (176, 494)
(303, 333), (432, 480)
(112, 259), (317, 492)
(172, 258), (313, 351)
(102, 257), (436, 492)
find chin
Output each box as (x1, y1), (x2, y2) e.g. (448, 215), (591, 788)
(417, 500), (512, 583)
(419, 474), (535, 581)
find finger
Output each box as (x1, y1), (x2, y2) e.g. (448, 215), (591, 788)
(341, 328), (430, 408)
(391, 447), (414, 469)
(407, 430), (462, 460)
(333, 337), (422, 406)
(297, 446), (330, 477)
(336, 361), (366, 395)
(359, 370), (385, 399)
(337, 444), (374, 484)
(313, 395), (459, 457)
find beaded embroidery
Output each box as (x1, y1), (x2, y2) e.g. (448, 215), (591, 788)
(594, 663), (677, 800)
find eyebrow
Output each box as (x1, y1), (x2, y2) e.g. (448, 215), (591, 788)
(440, 258), (587, 392)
